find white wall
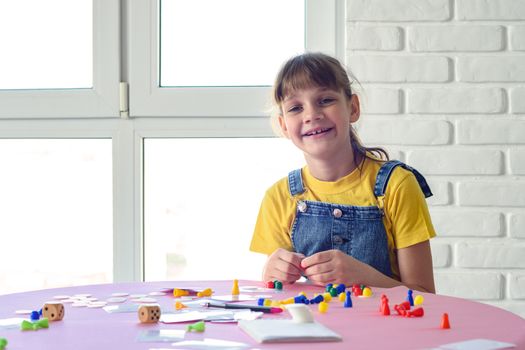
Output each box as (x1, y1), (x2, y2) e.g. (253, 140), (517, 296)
(346, 0), (525, 318)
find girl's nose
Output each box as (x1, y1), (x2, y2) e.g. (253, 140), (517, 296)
(303, 105), (323, 123)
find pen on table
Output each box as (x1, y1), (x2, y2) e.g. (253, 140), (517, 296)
(203, 301), (283, 314)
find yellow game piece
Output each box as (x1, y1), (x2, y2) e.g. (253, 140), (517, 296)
(231, 279), (240, 296)
(318, 301), (329, 313)
(271, 300), (281, 307)
(175, 301), (187, 310)
(263, 299), (272, 307)
(173, 289), (189, 297)
(362, 287), (372, 297)
(338, 292), (346, 302)
(414, 295), (424, 306)
(281, 297), (294, 304)
(197, 288), (212, 297)
(322, 293), (332, 302)
(299, 291), (307, 297)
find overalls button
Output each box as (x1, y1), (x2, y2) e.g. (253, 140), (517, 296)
(333, 208), (343, 218)
(298, 201), (307, 213)
(333, 235), (343, 244)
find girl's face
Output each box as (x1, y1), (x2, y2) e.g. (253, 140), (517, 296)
(278, 86), (360, 163)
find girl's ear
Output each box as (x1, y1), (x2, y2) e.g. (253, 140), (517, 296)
(349, 94), (360, 123)
(278, 114), (290, 138)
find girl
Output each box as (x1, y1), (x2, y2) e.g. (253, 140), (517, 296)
(250, 52), (436, 293)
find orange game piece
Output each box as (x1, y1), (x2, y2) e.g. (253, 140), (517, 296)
(441, 313), (451, 329)
(231, 279), (240, 296)
(381, 296), (390, 316)
(175, 301), (187, 310)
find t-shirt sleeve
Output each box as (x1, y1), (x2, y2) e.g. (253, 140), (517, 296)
(249, 189), (294, 255)
(387, 170), (436, 249)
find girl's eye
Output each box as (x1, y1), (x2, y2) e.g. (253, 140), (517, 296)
(287, 105), (302, 113)
(320, 98), (335, 105)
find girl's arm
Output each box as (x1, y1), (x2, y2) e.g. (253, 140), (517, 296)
(397, 240), (435, 293)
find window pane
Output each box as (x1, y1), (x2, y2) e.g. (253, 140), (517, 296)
(160, 0), (305, 87)
(0, 0), (92, 90)
(144, 138), (304, 281)
(0, 139), (112, 294)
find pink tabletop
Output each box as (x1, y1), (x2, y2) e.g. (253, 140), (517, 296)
(0, 280), (524, 349)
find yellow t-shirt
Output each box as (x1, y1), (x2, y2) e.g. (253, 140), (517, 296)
(249, 158), (436, 280)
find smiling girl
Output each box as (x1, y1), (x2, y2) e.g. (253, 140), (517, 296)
(250, 53), (436, 293)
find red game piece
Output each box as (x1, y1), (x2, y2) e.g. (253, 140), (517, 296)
(266, 281), (274, 289)
(441, 313), (451, 329)
(381, 297), (390, 316)
(405, 307), (424, 317)
(394, 304), (407, 316)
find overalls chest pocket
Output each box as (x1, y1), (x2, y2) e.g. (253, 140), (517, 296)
(291, 200), (392, 278)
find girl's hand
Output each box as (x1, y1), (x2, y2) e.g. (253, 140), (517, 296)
(300, 249), (372, 286)
(263, 248), (305, 284)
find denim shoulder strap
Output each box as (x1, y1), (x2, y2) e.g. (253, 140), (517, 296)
(288, 169), (305, 196)
(374, 160), (433, 198)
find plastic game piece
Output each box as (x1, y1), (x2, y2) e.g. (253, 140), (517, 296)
(329, 287), (338, 297)
(353, 285), (362, 296)
(344, 291), (352, 308)
(257, 298), (265, 306)
(187, 320), (205, 332)
(381, 296), (390, 316)
(175, 301), (187, 310)
(335, 284), (346, 295)
(325, 283), (333, 292)
(338, 292), (346, 302)
(0, 338), (6, 350)
(266, 281), (274, 289)
(441, 313), (451, 329)
(405, 307), (424, 317)
(318, 301), (328, 313)
(197, 288), (213, 297)
(41, 303), (64, 321)
(362, 287), (372, 297)
(21, 318), (49, 331)
(406, 289), (414, 306)
(173, 288), (190, 297)
(322, 293), (332, 302)
(414, 295), (424, 306)
(30, 311), (40, 321)
(274, 281), (283, 290)
(231, 279), (240, 296)
(138, 304), (161, 323)
(264, 299), (272, 306)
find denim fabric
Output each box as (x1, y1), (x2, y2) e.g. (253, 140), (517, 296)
(287, 160), (432, 278)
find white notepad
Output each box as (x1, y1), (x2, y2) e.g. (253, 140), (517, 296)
(238, 319), (342, 343)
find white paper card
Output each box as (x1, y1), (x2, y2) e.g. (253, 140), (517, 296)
(439, 338), (516, 350)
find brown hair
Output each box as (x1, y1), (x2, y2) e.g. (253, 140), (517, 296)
(272, 52), (389, 162)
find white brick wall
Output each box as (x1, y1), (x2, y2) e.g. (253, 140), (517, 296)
(347, 0), (525, 318)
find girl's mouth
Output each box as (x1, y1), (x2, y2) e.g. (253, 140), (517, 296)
(303, 127), (333, 137)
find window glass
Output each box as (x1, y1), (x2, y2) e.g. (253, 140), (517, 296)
(0, 139), (112, 294)
(0, 0), (92, 89)
(144, 138), (304, 281)
(160, 0), (304, 87)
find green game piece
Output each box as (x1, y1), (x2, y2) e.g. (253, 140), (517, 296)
(274, 281), (283, 290)
(329, 287), (338, 297)
(21, 318), (49, 331)
(186, 320), (205, 332)
(0, 338), (7, 350)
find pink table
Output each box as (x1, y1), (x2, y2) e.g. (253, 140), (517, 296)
(0, 280), (524, 349)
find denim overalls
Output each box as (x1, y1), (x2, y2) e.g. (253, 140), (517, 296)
(288, 160), (432, 277)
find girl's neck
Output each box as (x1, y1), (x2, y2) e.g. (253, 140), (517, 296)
(305, 148), (359, 182)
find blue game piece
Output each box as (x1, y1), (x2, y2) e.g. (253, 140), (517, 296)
(336, 284), (346, 294)
(257, 298), (265, 306)
(344, 291), (352, 308)
(406, 289), (414, 306)
(30, 311), (40, 321)
(313, 294), (324, 304)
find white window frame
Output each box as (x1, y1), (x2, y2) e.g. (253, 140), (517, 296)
(0, 0), (120, 118)
(0, 0), (345, 284)
(129, 0), (344, 117)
